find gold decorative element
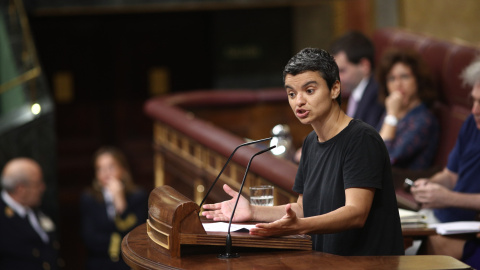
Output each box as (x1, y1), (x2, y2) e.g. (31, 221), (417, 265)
(0, 67), (41, 95)
(38, 212), (55, 232)
(149, 67), (170, 96)
(108, 232), (121, 262)
(114, 213), (137, 232)
(4, 206), (14, 218)
(0, 0), (42, 96)
(53, 71), (74, 104)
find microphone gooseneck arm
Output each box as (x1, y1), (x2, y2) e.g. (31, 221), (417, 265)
(218, 145), (276, 259)
(199, 137), (272, 209)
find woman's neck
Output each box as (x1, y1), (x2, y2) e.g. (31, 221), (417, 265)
(313, 107), (352, 143)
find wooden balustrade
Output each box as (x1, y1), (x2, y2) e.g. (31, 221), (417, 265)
(144, 89), (311, 207)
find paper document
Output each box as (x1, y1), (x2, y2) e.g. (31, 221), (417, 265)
(398, 208), (425, 220)
(429, 221), (480, 235)
(202, 222), (256, 233)
(398, 208), (427, 229)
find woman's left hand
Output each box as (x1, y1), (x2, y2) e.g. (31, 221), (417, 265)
(249, 204), (302, 237)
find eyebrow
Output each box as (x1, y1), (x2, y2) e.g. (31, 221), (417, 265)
(302, 80), (318, 88)
(285, 80), (318, 90)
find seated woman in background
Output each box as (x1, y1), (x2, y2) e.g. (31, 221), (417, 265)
(376, 49), (439, 170)
(80, 146), (148, 270)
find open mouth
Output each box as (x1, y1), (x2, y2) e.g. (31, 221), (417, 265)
(296, 109), (309, 118)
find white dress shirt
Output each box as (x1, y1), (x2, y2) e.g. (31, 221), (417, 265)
(102, 188), (116, 220)
(346, 77), (369, 117)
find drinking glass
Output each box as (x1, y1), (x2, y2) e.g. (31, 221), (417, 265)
(249, 185), (274, 206)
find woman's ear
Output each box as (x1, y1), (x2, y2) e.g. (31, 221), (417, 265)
(331, 80), (341, 99)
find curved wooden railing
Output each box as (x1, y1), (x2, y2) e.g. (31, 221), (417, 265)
(144, 88), (310, 206)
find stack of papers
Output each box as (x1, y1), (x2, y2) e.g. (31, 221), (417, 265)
(202, 222), (256, 233)
(429, 221), (480, 235)
(398, 208), (427, 229)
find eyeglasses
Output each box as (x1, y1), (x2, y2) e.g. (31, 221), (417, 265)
(387, 73), (413, 83)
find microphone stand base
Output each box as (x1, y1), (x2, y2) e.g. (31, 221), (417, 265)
(218, 253), (240, 259)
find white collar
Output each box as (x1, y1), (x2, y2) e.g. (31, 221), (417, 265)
(102, 188), (114, 203)
(1, 190), (28, 218)
(351, 77), (369, 102)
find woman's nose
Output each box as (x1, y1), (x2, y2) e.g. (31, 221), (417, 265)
(296, 93), (306, 105)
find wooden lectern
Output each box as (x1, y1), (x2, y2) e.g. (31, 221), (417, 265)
(145, 185), (312, 258)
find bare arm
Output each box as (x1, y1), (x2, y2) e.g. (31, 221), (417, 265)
(425, 167), (458, 189)
(443, 192), (480, 211)
(202, 184), (300, 222)
(251, 194), (304, 222)
(250, 187), (374, 236)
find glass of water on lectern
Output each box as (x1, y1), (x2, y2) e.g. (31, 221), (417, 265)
(249, 185), (274, 206)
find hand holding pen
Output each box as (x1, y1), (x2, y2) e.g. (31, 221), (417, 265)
(408, 177), (451, 208)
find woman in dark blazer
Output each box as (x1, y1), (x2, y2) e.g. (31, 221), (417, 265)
(80, 146), (148, 270)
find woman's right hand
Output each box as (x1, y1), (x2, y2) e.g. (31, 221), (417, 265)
(385, 91), (404, 117)
(106, 177), (127, 214)
(202, 184), (253, 222)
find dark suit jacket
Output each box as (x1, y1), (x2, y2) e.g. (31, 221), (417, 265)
(80, 187), (148, 270)
(353, 76), (385, 128)
(0, 196), (61, 270)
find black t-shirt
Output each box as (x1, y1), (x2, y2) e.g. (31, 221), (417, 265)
(293, 119), (404, 255)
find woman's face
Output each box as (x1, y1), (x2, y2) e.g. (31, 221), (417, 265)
(95, 153), (123, 187)
(386, 62), (418, 103)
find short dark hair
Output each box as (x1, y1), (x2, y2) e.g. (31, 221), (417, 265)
(283, 48), (341, 105)
(329, 30), (375, 69)
(376, 48), (437, 108)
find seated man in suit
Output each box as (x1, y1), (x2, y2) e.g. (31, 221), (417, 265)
(410, 57), (480, 268)
(0, 158), (63, 269)
(329, 30), (385, 128)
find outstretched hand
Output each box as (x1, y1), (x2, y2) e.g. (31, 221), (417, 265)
(249, 204), (301, 237)
(202, 184), (253, 222)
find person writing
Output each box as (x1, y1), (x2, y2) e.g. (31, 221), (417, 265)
(202, 48), (404, 256)
(80, 146), (148, 270)
(0, 158), (63, 269)
(410, 57), (480, 268)
(376, 49), (439, 170)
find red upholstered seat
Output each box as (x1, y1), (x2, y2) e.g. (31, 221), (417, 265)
(373, 28), (479, 170)
(442, 44), (479, 108)
(372, 28), (479, 209)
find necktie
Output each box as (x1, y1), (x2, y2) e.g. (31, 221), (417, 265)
(27, 209), (49, 243)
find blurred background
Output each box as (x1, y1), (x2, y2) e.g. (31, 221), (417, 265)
(1, 0), (479, 268)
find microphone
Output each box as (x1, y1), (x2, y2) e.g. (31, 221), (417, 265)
(199, 137), (272, 209)
(218, 145), (276, 259)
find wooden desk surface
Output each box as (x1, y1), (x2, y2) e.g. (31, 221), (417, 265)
(122, 224), (472, 270)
